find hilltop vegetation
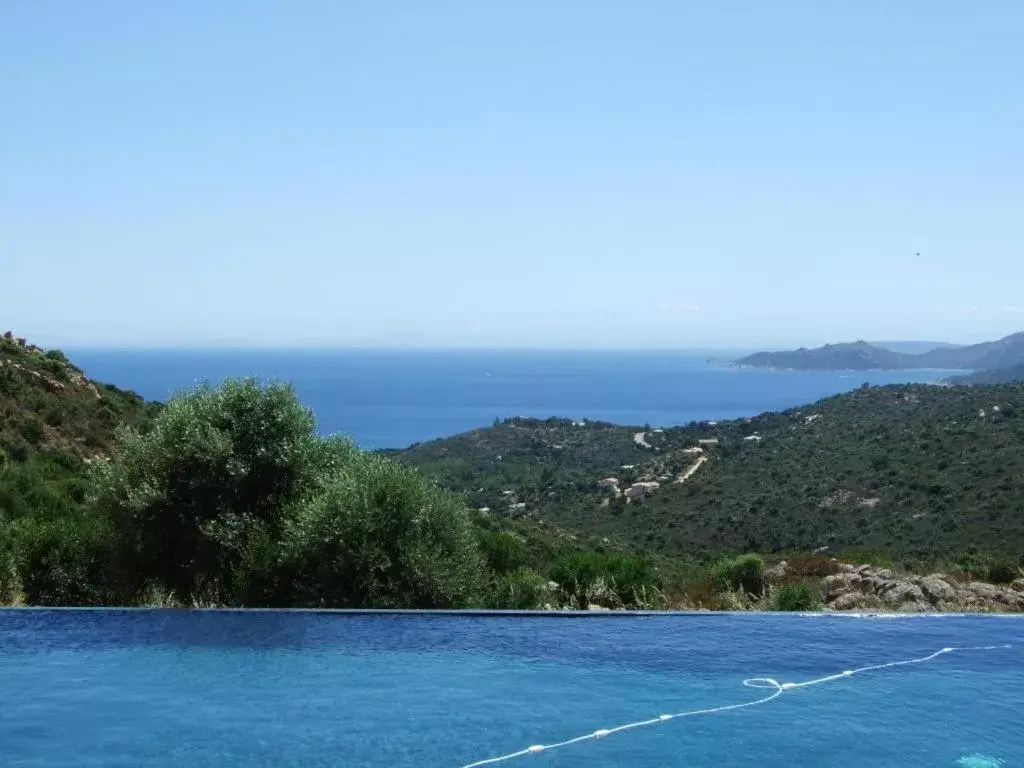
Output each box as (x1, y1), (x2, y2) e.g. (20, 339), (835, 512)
(0, 332), (159, 521)
(734, 331), (1024, 372)
(394, 382), (1024, 563)
(3, 333), (1023, 612)
(0, 337), (651, 610)
(1, 359), (489, 607)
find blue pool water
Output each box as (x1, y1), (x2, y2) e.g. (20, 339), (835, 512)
(1, 611), (1020, 767)
(65, 349), (955, 449)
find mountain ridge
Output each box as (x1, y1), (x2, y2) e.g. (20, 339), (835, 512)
(733, 332), (1024, 372)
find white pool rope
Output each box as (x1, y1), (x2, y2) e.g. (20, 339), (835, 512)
(459, 644), (1012, 768)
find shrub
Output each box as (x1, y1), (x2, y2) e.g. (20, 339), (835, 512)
(985, 559), (1019, 585)
(0, 522), (21, 604)
(90, 378), (351, 600)
(489, 567), (549, 609)
(954, 548), (1020, 584)
(11, 514), (118, 605)
(769, 582), (822, 611)
(278, 453), (487, 609)
(549, 552), (660, 607)
(477, 529), (529, 575)
(710, 553), (764, 595)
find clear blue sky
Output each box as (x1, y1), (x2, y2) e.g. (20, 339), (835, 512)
(3, 1), (1022, 348)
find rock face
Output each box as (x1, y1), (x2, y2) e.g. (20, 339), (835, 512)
(917, 576), (956, 604)
(795, 561), (1024, 613)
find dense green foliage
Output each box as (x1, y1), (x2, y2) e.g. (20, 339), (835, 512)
(769, 583), (822, 611)
(90, 379), (351, 601)
(549, 552), (661, 608)
(709, 553), (765, 595)
(394, 383), (1024, 561)
(953, 547), (1021, 585)
(1, 335), (159, 603)
(277, 454), (486, 608)
(0, 334), (158, 523)
(489, 567), (551, 610)
(2, 359), (488, 607)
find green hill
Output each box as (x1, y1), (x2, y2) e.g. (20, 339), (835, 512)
(0, 332), (159, 520)
(393, 382), (1024, 561)
(869, 340), (962, 355)
(733, 341), (909, 370)
(734, 332), (1024, 371)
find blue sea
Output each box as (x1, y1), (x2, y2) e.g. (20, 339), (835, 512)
(1, 610), (1020, 767)
(66, 350), (954, 449)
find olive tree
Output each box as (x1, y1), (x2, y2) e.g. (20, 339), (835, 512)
(90, 378), (350, 601)
(279, 453), (487, 608)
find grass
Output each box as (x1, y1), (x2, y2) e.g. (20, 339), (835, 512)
(768, 582), (823, 611)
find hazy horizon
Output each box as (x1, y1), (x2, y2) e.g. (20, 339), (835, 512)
(5, 3), (1022, 348)
(47, 334), (1007, 354)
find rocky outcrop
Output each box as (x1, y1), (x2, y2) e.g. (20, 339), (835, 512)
(624, 481), (660, 501)
(917, 575), (957, 604)
(812, 562), (1024, 613)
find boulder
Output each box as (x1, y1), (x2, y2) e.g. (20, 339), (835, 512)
(822, 573), (856, 599)
(968, 582), (999, 600)
(918, 576), (957, 604)
(1011, 578), (1024, 593)
(881, 582), (926, 609)
(871, 576), (897, 593)
(829, 592), (884, 611)
(992, 588), (1024, 610)
(948, 582), (1024, 611)
(829, 592), (865, 611)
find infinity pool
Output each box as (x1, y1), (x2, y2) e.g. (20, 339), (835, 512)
(1, 610), (1020, 767)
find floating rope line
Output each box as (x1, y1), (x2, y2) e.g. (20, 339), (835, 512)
(459, 644), (1012, 768)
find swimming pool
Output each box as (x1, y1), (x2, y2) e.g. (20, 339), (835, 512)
(1, 610), (1020, 767)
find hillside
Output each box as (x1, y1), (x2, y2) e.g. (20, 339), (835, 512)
(915, 331), (1024, 370)
(393, 382), (1024, 561)
(948, 364), (1024, 386)
(870, 340), (962, 355)
(733, 341), (909, 370)
(0, 332), (159, 520)
(734, 332), (1024, 372)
